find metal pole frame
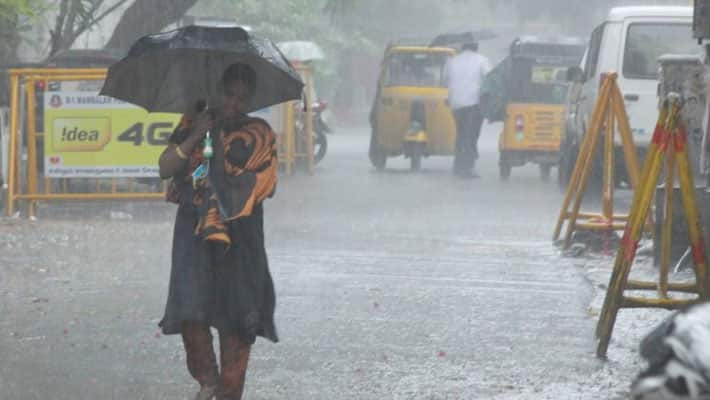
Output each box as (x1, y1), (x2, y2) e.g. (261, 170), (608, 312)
(290, 65), (315, 173)
(595, 98), (710, 358)
(553, 73), (646, 248)
(6, 74), (19, 216)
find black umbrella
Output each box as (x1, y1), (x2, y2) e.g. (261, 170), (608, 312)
(429, 29), (498, 48)
(99, 25), (304, 114)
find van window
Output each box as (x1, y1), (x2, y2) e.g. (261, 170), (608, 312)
(623, 23), (697, 79)
(584, 24), (604, 81)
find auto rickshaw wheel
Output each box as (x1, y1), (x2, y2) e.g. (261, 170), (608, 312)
(410, 153), (422, 171)
(499, 161), (512, 181)
(540, 164), (552, 182)
(313, 129), (328, 165)
(369, 130), (387, 171)
(371, 152), (387, 171)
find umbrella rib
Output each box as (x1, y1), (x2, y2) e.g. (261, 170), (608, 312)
(150, 56), (173, 113)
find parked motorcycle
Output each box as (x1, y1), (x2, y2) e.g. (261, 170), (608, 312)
(312, 100), (330, 164)
(295, 100), (330, 165)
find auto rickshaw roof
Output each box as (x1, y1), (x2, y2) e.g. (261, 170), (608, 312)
(385, 37), (456, 52)
(509, 36), (586, 63)
(513, 35), (586, 46)
(385, 45), (456, 55)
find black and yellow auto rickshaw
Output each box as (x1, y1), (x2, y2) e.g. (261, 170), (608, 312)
(482, 36), (586, 180)
(369, 42), (457, 171)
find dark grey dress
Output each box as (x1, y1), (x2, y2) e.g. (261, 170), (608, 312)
(159, 122), (278, 345)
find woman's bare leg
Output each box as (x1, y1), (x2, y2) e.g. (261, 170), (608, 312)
(217, 332), (251, 400)
(181, 321), (219, 393)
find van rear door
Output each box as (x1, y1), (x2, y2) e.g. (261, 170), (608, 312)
(618, 19), (699, 146)
(578, 23), (609, 143)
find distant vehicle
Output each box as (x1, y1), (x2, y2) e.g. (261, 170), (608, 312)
(279, 44), (331, 164)
(693, 0), (710, 40)
(482, 35), (585, 181)
(369, 43), (457, 171)
(560, 6), (701, 186)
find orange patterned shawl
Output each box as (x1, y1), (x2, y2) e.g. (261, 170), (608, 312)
(167, 115), (278, 247)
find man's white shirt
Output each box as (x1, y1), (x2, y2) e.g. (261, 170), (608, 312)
(444, 50), (491, 110)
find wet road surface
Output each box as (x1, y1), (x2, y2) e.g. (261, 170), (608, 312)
(0, 123), (618, 399)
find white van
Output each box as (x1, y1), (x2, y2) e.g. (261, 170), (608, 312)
(560, 6), (701, 185)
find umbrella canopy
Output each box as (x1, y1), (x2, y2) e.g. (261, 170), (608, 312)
(100, 25), (304, 114)
(430, 29), (498, 48)
(276, 40), (325, 62)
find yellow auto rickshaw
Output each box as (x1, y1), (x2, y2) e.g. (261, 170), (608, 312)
(369, 43), (457, 171)
(482, 36), (586, 180)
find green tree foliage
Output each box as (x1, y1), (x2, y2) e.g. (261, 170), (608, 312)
(0, 0), (45, 62)
(196, 0), (353, 53)
(194, 0), (344, 98)
(198, 0), (450, 55)
(0, 0), (38, 18)
(195, 0), (451, 99)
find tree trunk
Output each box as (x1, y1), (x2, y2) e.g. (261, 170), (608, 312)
(49, 0), (70, 56)
(104, 0), (198, 51)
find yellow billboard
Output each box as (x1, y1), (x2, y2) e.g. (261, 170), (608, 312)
(43, 87), (181, 178)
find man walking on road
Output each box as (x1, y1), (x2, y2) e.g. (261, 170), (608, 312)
(444, 41), (491, 178)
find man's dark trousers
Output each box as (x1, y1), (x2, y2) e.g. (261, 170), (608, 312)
(453, 104), (483, 174)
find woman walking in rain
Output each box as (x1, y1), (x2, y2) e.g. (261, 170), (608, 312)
(158, 63), (279, 400)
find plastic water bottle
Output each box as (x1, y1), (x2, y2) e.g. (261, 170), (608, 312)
(203, 131), (214, 159)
